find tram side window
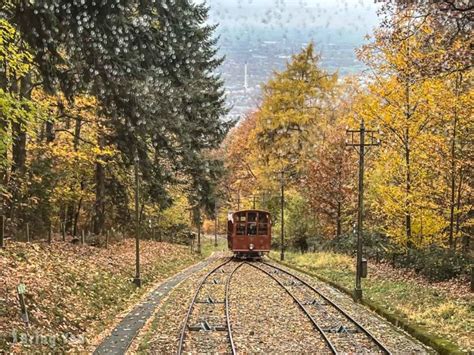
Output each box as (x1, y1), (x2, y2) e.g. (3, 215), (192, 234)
(236, 223), (246, 235)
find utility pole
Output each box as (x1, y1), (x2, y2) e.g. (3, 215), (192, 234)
(133, 151), (142, 287)
(237, 191), (241, 211)
(280, 171), (285, 261)
(252, 195), (257, 210)
(346, 119), (380, 301)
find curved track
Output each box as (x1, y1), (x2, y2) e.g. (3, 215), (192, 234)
(177, 258), (243, 354)
(247, 261), (392, 354)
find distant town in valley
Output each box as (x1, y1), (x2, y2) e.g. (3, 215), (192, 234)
(217, 30), (367, 120)
(207, 0), (381, 120)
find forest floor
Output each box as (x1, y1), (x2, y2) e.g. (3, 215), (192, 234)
(0, 237), (200, 353)
(277, 250), (473, 352)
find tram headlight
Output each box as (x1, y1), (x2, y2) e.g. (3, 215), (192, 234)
(249, 243), (254, 250)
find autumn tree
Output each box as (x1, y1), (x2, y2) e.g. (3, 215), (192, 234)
(222, 112), (259, 207)
(379, 0), (473, 76)
(302, 125), (355, 239)
(356, 6), (473, 251)
(253, 43), (337, 184)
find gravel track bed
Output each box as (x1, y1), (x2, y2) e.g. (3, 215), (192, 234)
(256, 262), (383, 353)
(136, 254), (232, 353)
(229, 263), (331, 354)
(265, 260), (432, 354)
(182, 260), (242, 354)
(137, 255), (432, 354)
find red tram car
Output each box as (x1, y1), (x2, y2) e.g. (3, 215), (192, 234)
(227, 210), (272, 257)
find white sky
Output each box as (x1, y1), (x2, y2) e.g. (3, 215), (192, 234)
(201, 0), (382, 34)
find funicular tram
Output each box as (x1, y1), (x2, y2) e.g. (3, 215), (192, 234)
(227, 210), (272, 258)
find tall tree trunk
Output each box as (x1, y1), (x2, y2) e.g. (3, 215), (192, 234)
(94, 131), (106, 234)
(456, 170), (469, 253)
(404, 82), (413, 249)
(45, 120), (55, 142)
(448, 113), (458, 249)
(448, 73), (462, 249)
(11, 74), (30, 174)
(73, 117), (82, 151)
(73, 195), (83, 237)
(336, 200), (341, 238)
(11, 123), (26, 173)
(0, 71), (8, 189)
(10, 74), (31, 229)
(404, 28), (413, 251)
(68, 117), (83, 234)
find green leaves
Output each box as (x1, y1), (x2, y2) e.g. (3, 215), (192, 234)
(0, 19), (33, 82)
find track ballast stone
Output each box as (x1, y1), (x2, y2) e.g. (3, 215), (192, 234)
(135, 255), (433, 354)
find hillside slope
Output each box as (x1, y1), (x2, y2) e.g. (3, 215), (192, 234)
(0, 238), (199, 352)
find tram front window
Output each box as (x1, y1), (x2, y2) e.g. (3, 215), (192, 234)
(236, 223), (246, 235)
(258, 224), (268, 235)
(248, 222), (257, 235)
(248, 212), (257, 222)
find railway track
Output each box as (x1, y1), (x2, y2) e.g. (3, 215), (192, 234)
(247, 261), (392, 355)
(177, 258), (243, 354)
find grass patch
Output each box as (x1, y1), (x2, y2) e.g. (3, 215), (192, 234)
(274, 250), (473, 353)
(200, 235), (227, 258)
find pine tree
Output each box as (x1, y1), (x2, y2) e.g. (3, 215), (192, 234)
(2, 0), (231, 233)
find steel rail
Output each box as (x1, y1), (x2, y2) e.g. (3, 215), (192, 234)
(260, 261), (391, 355)
(245, 262), (338, 354)
(177, 258), (233, 355)
(225, 262), (245, 354)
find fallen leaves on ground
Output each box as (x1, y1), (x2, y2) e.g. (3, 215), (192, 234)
(0, 237), (199, 352)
